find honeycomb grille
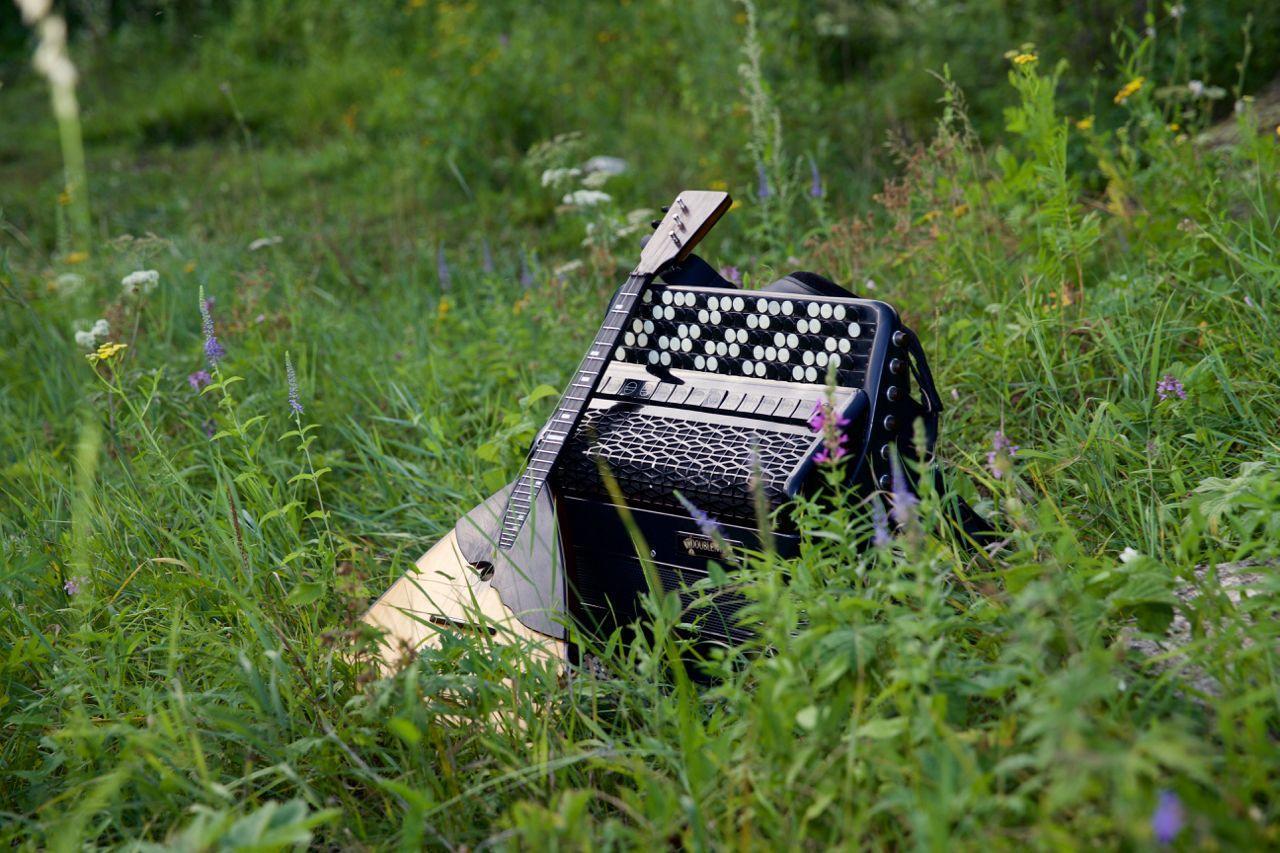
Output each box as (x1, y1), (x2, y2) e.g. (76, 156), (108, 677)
(554, 407), (813, 520)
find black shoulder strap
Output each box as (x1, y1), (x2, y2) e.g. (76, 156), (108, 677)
(898, 325), (1000, 552)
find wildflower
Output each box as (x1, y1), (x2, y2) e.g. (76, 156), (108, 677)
(888, 453), (918, 525)
(519, 252), (534, 287)
(1114, 76), (1146, 104)
(1156, 373), (1186, 401)
(74, 329), (97, 350)
(582, 155), (626, 176)
(1119, 546), (1141, 564)
(870, 497), (891, 547)
(202, 418), (216, 438)
(1244, 295), (1256, 309)
(1075, 115), (1095, 131)
(436, 245), (452, 290)
(55, 272), (84, 294)
(808, 157), (824, 198)
(187, 370), (211, 391)
(436, 297), (451, 322)
(1170, 4), (1185, 19)
(482, 238), (495, 274)
(720, 265), (742, 286)
(562, 189), (611, 207)
(756, 162), (771, 200)
(581, 170), (612, 189)
(540, 167), (581, 188)
(1012, 52), (1038, 65)
(248, 235), (283, 251)
(63, 576), (84, 595)
(199, 288), (225, 367)
(91, 318), (109, 339)
(1187, 79), (1204, 97)
(65, 251), (88, 264)
(1151, 790), (1185, 844)
(86, 341), (127, 364)
(285, 352), (303, 415)
(1167, 122), (1180, 132)
(675, 492), (721, 540)
(987, 430), (1019, 479)
(120, 269), (159, 296)
(808, 399), (850, 463)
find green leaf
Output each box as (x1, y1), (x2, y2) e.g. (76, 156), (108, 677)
(388, 716), (422, 745)
(856, 717), (907, 740)
(519, 384), (560, 407)
(285, 581), (325, 606)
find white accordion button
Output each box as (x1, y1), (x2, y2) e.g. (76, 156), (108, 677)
(765, 346), (778, 360)
(838, 338), (851, 353)
(647, 351), (659, 364)
(742, 360), (754, 375)
(689, 325), (701, 339)
(754, 362), (767, 377)
(778, 349), (790, 362)
(792, 365), (805, 381)
(820, 303), (833, 319)
(732, 296), (745, 312)
(787, 333), (799, 348)
(802, 350), (815, 365)
(624, 332), (635, 346)
(707, 356), (718, 371)
(848, 322), (861, 337)
(756, 298), (768, 313)
(753, 345), (765, 359)
(660, 290), (673, 304)
(825, 337), (838, 351)
(660, 351), (671, 366)
(805, 366), (818, 382)
(698, 309), (709, 323)
(747, 314), (758, 329)
(615, 346), (626, 360)
(834, 305), (847, 320)
(681, 338), (693, 352)
(694, 355), (706, 369)
(782, 301), (795, 315)
(759, 315), (771, 329)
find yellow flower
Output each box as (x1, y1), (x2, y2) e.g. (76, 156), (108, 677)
(952, 203), (970, 217)
(66, 251), (88, 265)
(183, 260), (197, 273)
(707, 179), (729, 192)
(1114, 76), (1145, 104)
(1275, 124), (1280, 138)
(436, 297), (452, 321)
(86, 342), (128, 364)
(1012, 53), (1037, 66)
(1075, 115), (1095, 131)
(1167, 122), (1180, 132)
(58, 191), (71, 206)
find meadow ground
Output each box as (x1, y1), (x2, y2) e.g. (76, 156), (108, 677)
(2, 2), (1279, 849)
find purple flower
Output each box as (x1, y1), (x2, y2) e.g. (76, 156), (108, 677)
(1243, 294), (1256, 309)
(1151, 790), (1184, 844)
(482, 238), (495, 275)
(519, 252), (534, 288)
(63, 576), (85, 595)
(987, 430), (1019, 479)
(809, 400), (850, 463)
(199, 288), (225, 367)
(202, 419), (216, 438)
(720, 265), (742, 286)
(285, 352), (303, 415)
(871, 498), (891, 547)
(756, 162), (771, 200)
(1157, 373), (1186, 401)
(809, 157), (824, 199)
(188, 370), (212, 391)
(889, 453), (918, 525)
(675, 492), (722, 540)
(437, 245), (452, 291)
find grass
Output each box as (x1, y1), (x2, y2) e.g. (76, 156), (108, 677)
(2, 1), (1280, 848)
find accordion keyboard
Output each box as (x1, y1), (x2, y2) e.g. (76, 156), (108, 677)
(553, 285), (901, 523)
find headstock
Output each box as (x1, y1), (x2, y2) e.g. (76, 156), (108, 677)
(636, 190), (732, 276)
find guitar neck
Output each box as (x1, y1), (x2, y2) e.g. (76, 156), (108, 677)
(498, 271), (650, 550)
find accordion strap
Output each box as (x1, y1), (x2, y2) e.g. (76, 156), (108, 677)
(898, 326), (999, 552)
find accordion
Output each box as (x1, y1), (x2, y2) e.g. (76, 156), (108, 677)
(549, 266), (944, 649)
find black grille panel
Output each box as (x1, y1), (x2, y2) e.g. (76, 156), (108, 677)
(554, 407), (813, 521)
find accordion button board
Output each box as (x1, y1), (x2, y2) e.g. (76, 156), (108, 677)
(552, 282), (915, 651)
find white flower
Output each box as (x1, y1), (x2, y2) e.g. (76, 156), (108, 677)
(91, 318), (110, 338)
(121, 269), (159, 296)
(540, 167), (581, 188)
(248, 235), (282, 251)
(580, 170), (612, 189)
(582, 155), (627, 176)
(562, 190), (611, 208)
(552, 259), (584, 279)
(1119, 547), (1141, 564)
(74, 329), (96, 349)
(1187, 79), (1204, 97)
(54, 273), (84, 294)
(1170, 4), (1185, 19)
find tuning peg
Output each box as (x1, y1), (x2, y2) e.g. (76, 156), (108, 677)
(650, 219), (661, 229)
(660, 205), (670, 213)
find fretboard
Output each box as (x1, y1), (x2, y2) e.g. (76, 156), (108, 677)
(497, 272), (650, 550)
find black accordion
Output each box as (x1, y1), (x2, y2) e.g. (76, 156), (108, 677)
(548, 266), (952, 650)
